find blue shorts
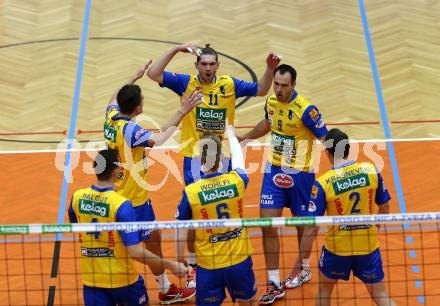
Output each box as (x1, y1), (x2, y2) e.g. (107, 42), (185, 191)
(319, 246), (384, 283)
(196, 256), (256, 306)
(134, 199), (156, 241)
(83, 276), (148, 306)
(260, 163), (315, 216)
(183, 156), (232, 186)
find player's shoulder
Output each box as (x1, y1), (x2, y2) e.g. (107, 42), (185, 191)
(73, 187), (91, 198)
(356, 161), (379, 176)
(105, 105), (120, 121)
(217, 75), (235, 87)
(72, 187), (95, 206)
(187, 73), (201, 85)
(110, 191), (130, 204)
(218, 74), (233, 81)
(346, 161), (377, 173)
(123, 120), (150, 138)
(316, 171), (332, 188)
(226, 169), (244, 180)
(183, 179), (200, 195)
(266, 93), (278, 105)
(293, 94), (314, 115)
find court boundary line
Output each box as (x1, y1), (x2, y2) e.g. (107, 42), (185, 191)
(1, 136), (440, 154)
(47, 1), (92, 305)
(359, 0), (425, 304)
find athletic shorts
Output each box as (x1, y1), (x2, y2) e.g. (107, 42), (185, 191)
(183, 156), (232, 186)
(260, 162), (315, 216)
(134, 199), (156, 241)
(196, 256), (256, 306)
(83, 276), (148, 306)
(319, 246), (384, 283)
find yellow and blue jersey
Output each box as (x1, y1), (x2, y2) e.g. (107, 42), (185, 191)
(104, 105), (153, 206)
(68, 185), (141, 288)
(264, 91), (327, 172)
(161, 72), (258, 157)
(309, 161), (391, 256)
(176, 169), (253, 269)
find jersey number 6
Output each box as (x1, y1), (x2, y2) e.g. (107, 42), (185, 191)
(216, 203), (230, 219)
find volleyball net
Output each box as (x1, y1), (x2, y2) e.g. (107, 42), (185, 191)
(1, 212), (439, 305)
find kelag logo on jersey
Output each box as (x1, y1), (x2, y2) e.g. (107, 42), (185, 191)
(104, 123), (117, 142)
(196, 107), (226, 121)
(79, 200), (110, 217)
(333, 174), (370, 195)
(198, 185), (239, 205)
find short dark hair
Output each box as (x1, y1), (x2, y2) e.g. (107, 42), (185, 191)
(274, 64), (297, 83)
(200, 132), (222, 171)
(117, 84), (142, 114)
(325, 128), (350, 159)
(94, 149), (119, 181)
(197, 44), (218, 62)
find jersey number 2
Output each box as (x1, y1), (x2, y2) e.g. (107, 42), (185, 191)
(349, 192), (361, 214)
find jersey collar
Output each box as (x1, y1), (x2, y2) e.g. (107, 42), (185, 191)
(91, 185), (114, 192)
(115, 115), (131, 121)
(197, 74), (217, 85)
(201, 172), (223, 179)
(332, 160), (355, 170)
(288, 90), (298, 103)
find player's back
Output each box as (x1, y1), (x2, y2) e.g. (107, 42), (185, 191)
(71, 186), (139, 288)
(183, 170), (253, 269)
(104, 105), (150, 206)
(315, 161), (381, 256)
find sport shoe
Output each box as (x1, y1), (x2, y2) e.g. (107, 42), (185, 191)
(158, 283), (196, 305)
(258, 281), (285, 305)
(186, 264), (196, 288)
(283, 269), (312, 289)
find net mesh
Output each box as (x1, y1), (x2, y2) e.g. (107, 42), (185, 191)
(0, 213), (438, 305)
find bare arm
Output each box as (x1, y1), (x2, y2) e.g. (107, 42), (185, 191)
(376, 202), (390, 230)
(225, 122), (245, 170)
(256, 52), (281, 96)
(108, 60), (152, 106)
(238, 119), (271, 142)
(148, 88), (203, 146)
(127, 244), (187, 277)
(147, 43), (201, 84)
(378, 202), (390, 214)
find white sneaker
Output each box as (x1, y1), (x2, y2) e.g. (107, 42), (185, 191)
(282, 269), (311, 289)
(186, 264), (196, 288)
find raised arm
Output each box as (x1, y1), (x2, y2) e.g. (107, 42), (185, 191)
(148, 88), (203, 146)
(108, 60), (152, 106)
(147, 43), (201, 84)
(225, 122), (245, 170)
(256, 52), (281, 96)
